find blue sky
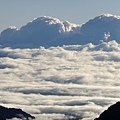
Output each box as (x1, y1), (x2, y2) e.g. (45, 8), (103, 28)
(0, 0), (120, 32)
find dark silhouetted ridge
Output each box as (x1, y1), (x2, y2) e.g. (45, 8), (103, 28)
(95, 102), (120, 120)
(0, 105), (35, 120)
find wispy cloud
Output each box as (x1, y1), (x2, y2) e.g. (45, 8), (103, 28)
(0, 41), (120, 119)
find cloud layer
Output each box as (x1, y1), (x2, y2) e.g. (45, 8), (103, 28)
(0, 16), (80, 48)
(1, 14), (120, 48)
(0, 41), (120, 119)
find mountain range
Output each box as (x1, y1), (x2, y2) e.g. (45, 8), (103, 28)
(1, 14), (120, 48)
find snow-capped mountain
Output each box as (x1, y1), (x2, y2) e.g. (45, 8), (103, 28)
(1, 14), (120, 48)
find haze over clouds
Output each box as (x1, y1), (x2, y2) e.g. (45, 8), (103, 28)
(0, 40), (120, 119)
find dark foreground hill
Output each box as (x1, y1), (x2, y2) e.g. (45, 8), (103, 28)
(94, 102), (120, 120)
(0, 105), (35, 120)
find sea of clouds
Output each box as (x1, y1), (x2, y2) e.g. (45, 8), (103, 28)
(0, 40), (120, 120)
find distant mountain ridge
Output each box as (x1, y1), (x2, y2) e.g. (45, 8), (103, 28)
(1, 14), (120, 48)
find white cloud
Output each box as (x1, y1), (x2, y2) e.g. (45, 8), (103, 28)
(0, 16), (82, 48)
(1, 14), (120, 48)
(0, 41), (120, 119)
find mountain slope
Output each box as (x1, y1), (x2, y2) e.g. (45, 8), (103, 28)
(0, 105), (35, 120)
(95, 102), (120, 120)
